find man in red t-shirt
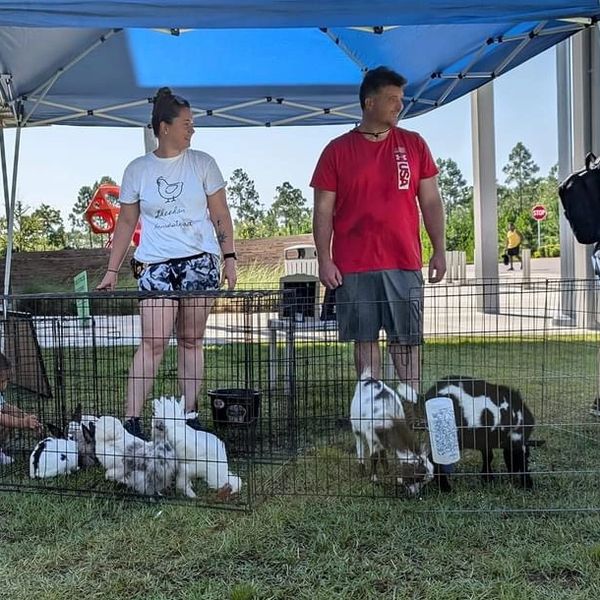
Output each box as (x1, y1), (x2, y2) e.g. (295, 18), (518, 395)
(310, 66), (446, 394)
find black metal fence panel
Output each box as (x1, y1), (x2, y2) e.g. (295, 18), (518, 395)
(0, 280), (598, 513)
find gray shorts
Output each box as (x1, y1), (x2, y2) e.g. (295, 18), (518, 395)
(335, 269), (424, 344)
(138, 252), (220, 293)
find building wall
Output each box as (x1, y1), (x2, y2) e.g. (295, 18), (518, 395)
(0, 234), (315, 292)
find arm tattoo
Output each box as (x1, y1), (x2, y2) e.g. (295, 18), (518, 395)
(216, 219), (227, 245)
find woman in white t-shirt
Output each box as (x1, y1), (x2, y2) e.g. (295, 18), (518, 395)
(97, 88), (237, 440)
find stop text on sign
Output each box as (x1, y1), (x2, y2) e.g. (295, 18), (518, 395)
(531, 204), (547, 221)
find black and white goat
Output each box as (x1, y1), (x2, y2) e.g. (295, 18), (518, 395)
(350, 369), (433, 496)
(422, 376), (540, 490)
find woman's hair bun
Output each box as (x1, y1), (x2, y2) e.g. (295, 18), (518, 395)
(154, 87), (173, 102)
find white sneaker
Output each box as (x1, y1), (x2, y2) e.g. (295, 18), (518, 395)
(0, 448), (14, 465)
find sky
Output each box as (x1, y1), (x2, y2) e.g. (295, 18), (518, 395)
(1, 46), (558, 223)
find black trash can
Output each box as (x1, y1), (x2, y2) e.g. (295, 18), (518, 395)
(208, 388), (261, 455)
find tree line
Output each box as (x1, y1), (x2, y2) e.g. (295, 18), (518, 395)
(0, 142), (560, 258)
(435, 141), (560, 262)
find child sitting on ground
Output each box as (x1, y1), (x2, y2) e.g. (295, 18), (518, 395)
(0, 351), (42, 464)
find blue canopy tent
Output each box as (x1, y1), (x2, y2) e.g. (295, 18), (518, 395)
(0, 6), (596, 128)
(0, 1), (598, 292)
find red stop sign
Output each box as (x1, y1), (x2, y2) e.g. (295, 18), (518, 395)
(532, 204), (547, 221)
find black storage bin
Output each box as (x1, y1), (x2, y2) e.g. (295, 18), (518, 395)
(209, 388), (261, 455)
(209, 388), (260, 426)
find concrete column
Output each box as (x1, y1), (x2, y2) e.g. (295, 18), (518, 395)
(571, 28), (598, 328)
(555, 40), (577, 325)
(471, 81), (499, 313)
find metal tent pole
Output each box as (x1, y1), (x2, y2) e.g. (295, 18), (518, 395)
(143, 126), (157, 153)
(0, 127), (9, 228)
(3, 125), (21, 301)
(0, 125), (10, 331)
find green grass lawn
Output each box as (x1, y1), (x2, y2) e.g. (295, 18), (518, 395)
(1, 337), (600, 598)
(1, 492), (600, 599)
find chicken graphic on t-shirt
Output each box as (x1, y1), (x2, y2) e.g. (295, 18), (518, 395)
(156, 176), (183, 202)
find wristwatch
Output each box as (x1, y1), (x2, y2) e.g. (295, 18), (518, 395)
(223, 252), (237, 260)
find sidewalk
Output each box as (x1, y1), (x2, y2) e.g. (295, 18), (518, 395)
(422, 256), (595, 337)
(494, 256), (560, 280)
(443, 256), (560, 283)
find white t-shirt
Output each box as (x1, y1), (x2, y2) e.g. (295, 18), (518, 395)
(119, 149), (226, 263)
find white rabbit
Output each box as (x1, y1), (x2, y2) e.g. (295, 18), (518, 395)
(94, 415), (175, 495)
(94, 415), (143, 483)
(153, 396), (242, 499)
(29, 437), (79, 479)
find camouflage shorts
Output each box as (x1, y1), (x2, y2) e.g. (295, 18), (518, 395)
(137, 252), (220, 292)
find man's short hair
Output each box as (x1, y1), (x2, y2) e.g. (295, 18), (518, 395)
(359, 66), (408, 110)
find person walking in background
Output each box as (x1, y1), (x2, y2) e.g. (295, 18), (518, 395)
(505, 222), (522, 270)
(0, 351), (42, 464)
(310, 66), (446, 396)
(97, 87), (237, 439)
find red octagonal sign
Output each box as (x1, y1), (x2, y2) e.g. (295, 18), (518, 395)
(532, 204), (547, 221)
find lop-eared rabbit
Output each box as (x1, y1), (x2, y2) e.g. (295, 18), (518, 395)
(423, 376), (539, 490)
(350, 369), (433, 496)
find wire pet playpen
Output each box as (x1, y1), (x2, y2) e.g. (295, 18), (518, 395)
(0, 280), (599, 512)
(0, 289), (298, 508)
(255, 279), (600, 513)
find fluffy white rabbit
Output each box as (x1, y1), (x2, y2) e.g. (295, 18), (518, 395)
(94, 415), (175, 495)
(29, 437), (79, 479)
(94, 415), (142, 483)
(153, 396), (242, 499)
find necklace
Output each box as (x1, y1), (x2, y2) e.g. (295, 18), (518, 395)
(354, 126), (391, 139)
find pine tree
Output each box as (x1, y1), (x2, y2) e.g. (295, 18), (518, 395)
(502, 142), (540, 212)
(270, 182), (312, 235)
(227, 168), (264, 239)
(437, 158), (469, 211)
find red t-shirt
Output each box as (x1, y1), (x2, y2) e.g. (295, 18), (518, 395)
(310, 127), (438, 274)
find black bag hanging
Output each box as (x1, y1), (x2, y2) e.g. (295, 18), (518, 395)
(559, 152), (600, 244)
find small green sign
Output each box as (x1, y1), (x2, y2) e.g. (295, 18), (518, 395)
(74, 270), (90, 320)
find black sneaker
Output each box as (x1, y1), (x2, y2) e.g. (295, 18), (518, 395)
(185, 412), (203, 431)
(124, 417), (149, 441)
